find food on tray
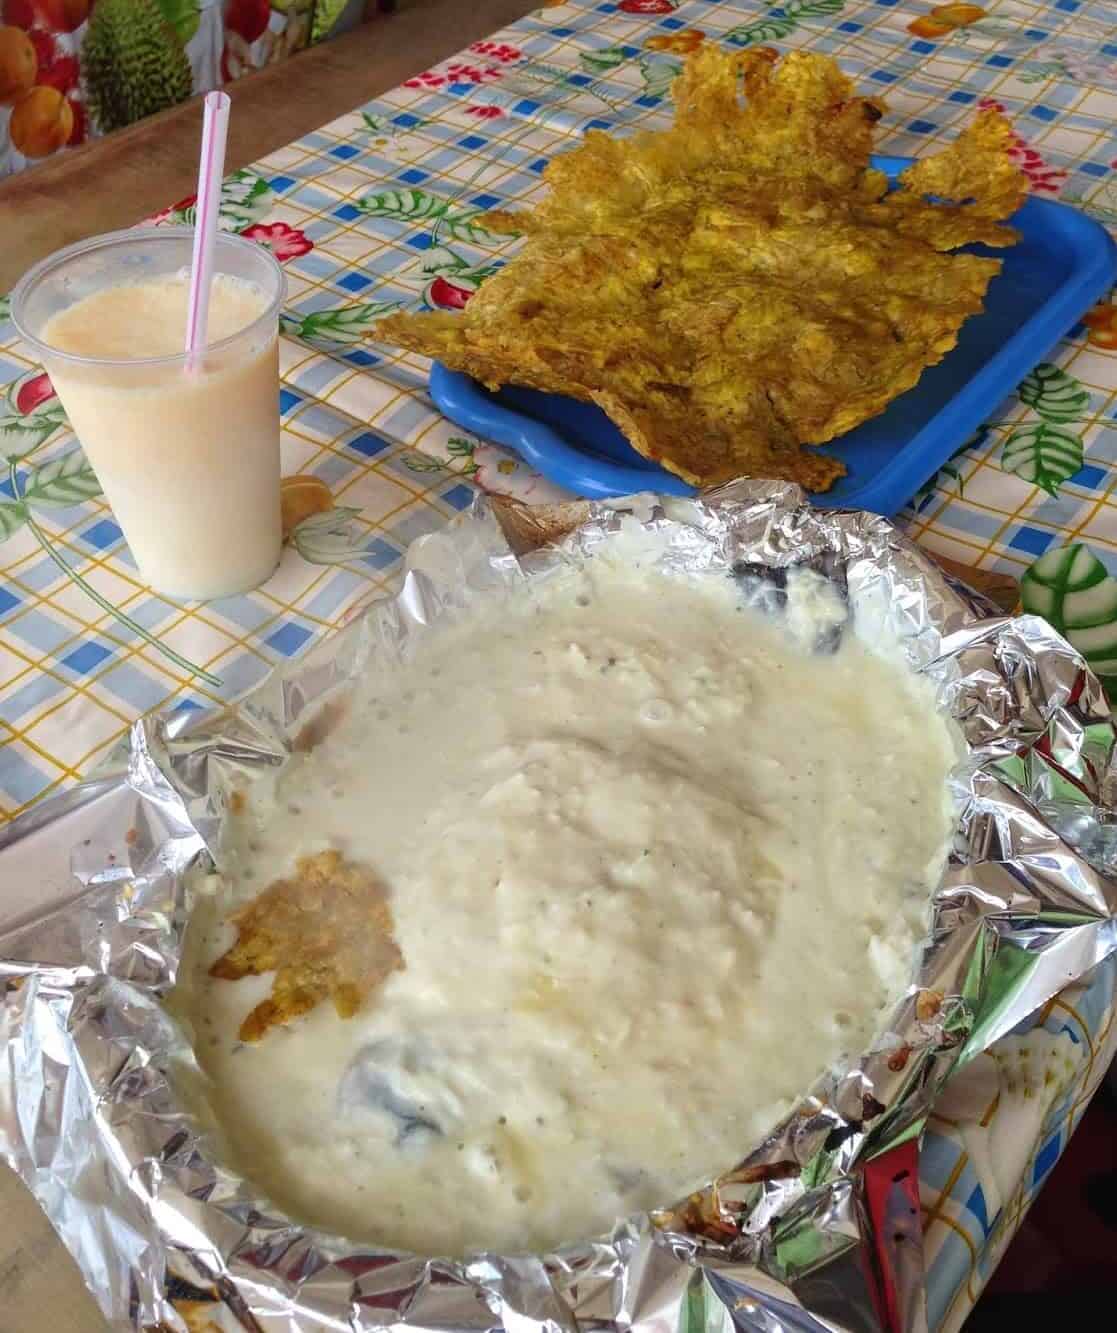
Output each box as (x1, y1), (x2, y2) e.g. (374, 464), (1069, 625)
(175, 532), (958, 1256)
(377, 48), (1026, 492)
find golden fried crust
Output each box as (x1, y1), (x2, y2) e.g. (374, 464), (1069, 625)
(376, 49), (1026, 491)
(172, 1301), (229, 1333)
(862, 111), (1026, 251)
(210, 850), (402, 1042)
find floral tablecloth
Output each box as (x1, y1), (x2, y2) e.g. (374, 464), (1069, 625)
(1, 1), (1116, 1328)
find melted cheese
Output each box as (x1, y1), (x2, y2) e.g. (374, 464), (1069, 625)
(175, 551), (957, 1257)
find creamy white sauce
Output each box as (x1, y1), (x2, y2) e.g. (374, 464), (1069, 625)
(175, 549), (957, 1257)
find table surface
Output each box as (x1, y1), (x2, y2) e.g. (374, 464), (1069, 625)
(0, 1), (1116, 1330)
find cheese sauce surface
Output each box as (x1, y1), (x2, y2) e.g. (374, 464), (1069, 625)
(176, 548), (957, 1257)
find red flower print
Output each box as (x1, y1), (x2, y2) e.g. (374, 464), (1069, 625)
(446, 61), (503, 83)
(618, 0), (677, 12)
(405, 58), (506, 89)
(15, 371), (55, 415)
(142, 191), (201, 226)
(403, 71), (447, 88)
(465, 104), (505, 119)
(469, 41), (522, 63)
(240, 222), (314, 262)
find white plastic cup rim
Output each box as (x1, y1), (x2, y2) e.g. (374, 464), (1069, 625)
(10, 226), (287, 371)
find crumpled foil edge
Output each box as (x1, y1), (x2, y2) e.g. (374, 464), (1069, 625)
(1, 480), (1116, 1333)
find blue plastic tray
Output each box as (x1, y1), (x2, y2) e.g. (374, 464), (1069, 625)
(429, 155), (1117, 515)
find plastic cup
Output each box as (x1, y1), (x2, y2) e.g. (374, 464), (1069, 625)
(11, 227), (286, 601)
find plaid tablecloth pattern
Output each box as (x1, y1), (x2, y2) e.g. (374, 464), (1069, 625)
(1, 2), (1116, 1327)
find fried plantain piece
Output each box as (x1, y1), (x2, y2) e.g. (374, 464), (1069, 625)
(210, 849), (402, 1042)
(377, 49), (1026, 491)
(862, 111), (1027, 251)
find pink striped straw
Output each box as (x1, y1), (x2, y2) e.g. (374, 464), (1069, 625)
(184, 91), (232, 371)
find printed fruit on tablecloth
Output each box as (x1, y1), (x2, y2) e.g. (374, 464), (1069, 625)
(280, 475), (333, 539)
(81, 0), (192, 133)
(225, 0), (269, 43)
(906, 16), (953, 36)
(1, 0), (35, 26)
(9, 82), (73, 155)
(618, 0), (676, 13)
(33, 0), (90, 31)
(930, 3), (985, 21)
(14, 371), (55, 414)
(37, 51), (78, 91)
(427, 275), (476, 309)
(907, 2), (984, 36)
(0, 24), (37, 105)
(1083, 303), (1117, 350)
(153, 0), (201, 44)
(26, 28), (56, 65)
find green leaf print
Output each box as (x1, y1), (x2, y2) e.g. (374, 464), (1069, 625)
(913, 458), (966, 511)
(1018, 364), (1090, 423)
(579, 45), (629, 74)
(0, 295), (11, 324)
(281, 302), (403, 344)
(420, 246), (471, 275)
(172, 171), (275, 230)
(0, 372), (69, 457)
(792, 0), (847, 15)
(360, 111), (429, 138)
(0, 416), (54, 457)
(0, 501), (27, 542)
(498, 62), (579, 98)
(153, 0), (200, 45)
(402, 454), (447, 474)
(442, 436), (480, 475)
(419, 247), (499, 284)
(220, 171), (276, 228)
(22, 450), (103, 508)
(311, 0), (348, 43)
(726, 16), (797, 45)
(1017, 60), (1067, 84)
(726, 0), (843, 45)
(5, 453), (220, 686)
(967, 16), (1025, 38)
(292, 507), (371, 563)
(1002, 423), (1084, 496)
(640, 56), (682, 101)
(913, 431), (984, 511)
(1021, 544), (1117, 677)
(356, 189), (507, 243)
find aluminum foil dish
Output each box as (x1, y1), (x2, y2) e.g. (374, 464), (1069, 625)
(2, 480), (1117, 1333)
